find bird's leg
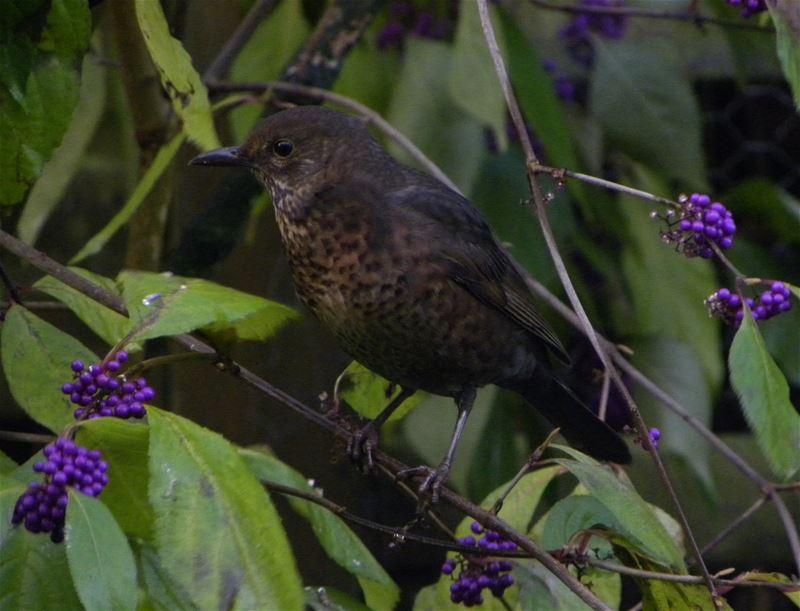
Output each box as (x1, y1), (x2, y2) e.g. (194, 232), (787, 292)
(348, 386), (416, 470)
(397, 388), (476, 506)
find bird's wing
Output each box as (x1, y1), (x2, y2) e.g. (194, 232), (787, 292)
(388, 180), (570, 364)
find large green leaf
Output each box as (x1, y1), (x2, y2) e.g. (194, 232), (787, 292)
(386, 39), (485, 193)
(769, 1), (800, 108)
(619, 166), (722, 391)
(337, 360), (424, 421)
(590, 39), (707, 189)
(136, 543), (196, 611)
(69, 132), (186, 264)
(729, 307), (800, 480)
(0, 0), (90, 206)
(76, 418), (152, 540)
(147, 408), (303, 610)
(448, 2), (506, 142)
(0, 480), (82, 611)
(117, 270), (298, 344)
(631, 338), (716, 499)
(516, 562), (621, 611)
(241, 448), (400, 610)
(64, 491), (138, 611)
(34, 267), (132, 346)
(17, 49), (105, 244)
(554, 448), (686, 571)
(1, 305), (97, 432)
(134, 1), (219, 150)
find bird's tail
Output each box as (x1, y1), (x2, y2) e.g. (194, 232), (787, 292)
(506, 371), (632, 464)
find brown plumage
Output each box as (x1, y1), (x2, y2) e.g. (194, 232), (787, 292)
(191, 106), (630, 498)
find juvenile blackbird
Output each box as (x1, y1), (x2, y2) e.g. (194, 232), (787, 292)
(191, 106), (630, 498)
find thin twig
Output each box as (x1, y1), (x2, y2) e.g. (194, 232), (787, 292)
(699, 496), (767, 558)
(0, 226), (612, 611)
(527, 0), (774, 33)
(203, 0), (280, 82)
(523, 272), (800, 577)
(476, 1), (721, 603)
(535, 164), (677, 207)
(206, 80), (461, 194)
(0, 430), (56, 445)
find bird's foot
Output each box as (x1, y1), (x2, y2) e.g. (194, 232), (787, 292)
(396, 464), (451, 507)
(347, 422), (380, 472)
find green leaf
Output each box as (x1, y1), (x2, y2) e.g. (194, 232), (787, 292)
(136, 543), (196, 611)
(630, 338), (716, 499)
(590, 39), (707, 189)
(735, 572), (800, 608)
(304, 586), (371, 611)
(65, 490), (138, 611)
(516, 562), (621, 611)
(0, 0), (90, 206)
(147, 408), (303, 610)
(0, 450), (17, 474)
(117, 270), (298, 344)
(541, 494), (616, 551)
(729, 307), (800, 480)
(337, 360), (424, 421)
(640, 574), (728, 611)
(0, 483), (83, 611)
(722, 179), (800, 246)
(334, 40), (400, 116)
(34, 267), (132, 346)
(619, 165), (722, 391)
(448, 2), (506, 142)
(418, 467), (561, 610)
(554, 448), (686, 570)
(76, 418), (152, 540)
(769, 1), (800, 109)
(69, 132), (186, 263)
(386, 39), (485, 193)
(241, 448), (400, 610)
(134, 1), (219, 150)
(228, 0), (309, 143)
(17, 49), (105, 244)
(1, 305), (97, 432)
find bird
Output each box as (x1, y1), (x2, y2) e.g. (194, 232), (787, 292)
(190, 105), (631, 500)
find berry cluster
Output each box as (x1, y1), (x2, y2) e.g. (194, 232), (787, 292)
(648, 428), (661, 450)
(11, 439), (108, 543)
(61, 350), (153, 420)
(441, 522), (517, 606)
(542, 59), (577, 103)
(560, 0), (628, 66)
(706, 283), (794, 325)
(655, 193), (737, 259)
(377, 1), (453, 50)
(727, 0), (767, 18)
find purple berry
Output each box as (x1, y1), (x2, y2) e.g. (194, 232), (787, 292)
(71, 360), (84, 372)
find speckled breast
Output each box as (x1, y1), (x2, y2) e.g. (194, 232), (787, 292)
(274, 205), (538, 396)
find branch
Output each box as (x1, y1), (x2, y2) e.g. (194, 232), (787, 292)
(206, 80), (461, 193)
(475, 1), (721, 603)
(527, 0), (774, 33)
(0, 227), (607, 608)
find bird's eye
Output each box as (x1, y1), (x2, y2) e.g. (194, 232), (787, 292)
(272, 139), (294, 158)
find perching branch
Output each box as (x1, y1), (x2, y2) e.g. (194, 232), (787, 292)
(475, 0), (721, 603)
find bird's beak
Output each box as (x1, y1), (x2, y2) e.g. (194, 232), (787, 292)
(189, 146), (250, 168)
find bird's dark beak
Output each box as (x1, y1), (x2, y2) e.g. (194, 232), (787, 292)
(189, 146), (250, 168)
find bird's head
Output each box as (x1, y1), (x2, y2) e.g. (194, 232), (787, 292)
(190, 106), (385, 200)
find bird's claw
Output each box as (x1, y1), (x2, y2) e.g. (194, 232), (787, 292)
(396, 464), (450, 507)
(347, 423), (379, 472)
